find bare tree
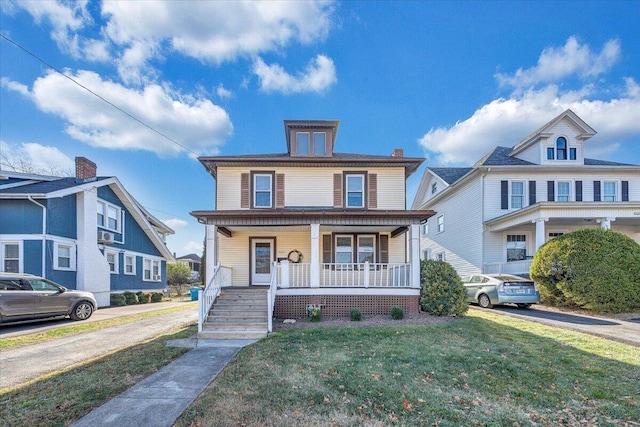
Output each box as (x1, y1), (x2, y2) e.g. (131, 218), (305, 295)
(0, 152), (73, 177)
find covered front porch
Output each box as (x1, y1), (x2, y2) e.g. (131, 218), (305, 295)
(483, 201), (640, 275)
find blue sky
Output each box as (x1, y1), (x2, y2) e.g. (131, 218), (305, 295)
(1, 1), (639, 256)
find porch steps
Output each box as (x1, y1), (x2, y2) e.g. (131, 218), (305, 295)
(199, 287), (269, 340)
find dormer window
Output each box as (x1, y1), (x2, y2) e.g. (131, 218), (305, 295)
(313, 133), (326, 155)
(431, 182), (437, 194)
(296, 133), (310, 155)
(547, 137), (577, 161)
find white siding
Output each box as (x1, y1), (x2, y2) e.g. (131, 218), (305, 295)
(389, 233), (406, 263)
(216, 166), (406, 210)
(419, 175), (484, 275)
(515, 144), (542, 164)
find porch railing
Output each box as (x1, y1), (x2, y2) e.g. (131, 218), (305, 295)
(198, 264), (232, 333)
(267, 261), (278, 333)
(483, 259), (532, 275)
(276, 262), (412, 288)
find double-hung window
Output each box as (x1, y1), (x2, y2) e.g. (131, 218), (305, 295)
(436, 215), (444, 233)
(506, 235), (526, 261)
(124, 255), (136, 275)
(253, 174), (273, 208)
(421, 222), (428, 236)
(557, 181), (571, 202)
(511, 181), (524, 209)
(1, 242), (21, 273)
(357, 236), (375, 263)
(603, 181), (617, 201)
(313, 133), (326, 155)
(106, 251), (118, 273)
(97, 200), (121, 232)
(346, 174), (365, 208)
(54, 243), (75, 270)
(335, 236), (353, 263)
(296, 132), (310, 155)
(431, 183), (437, 194)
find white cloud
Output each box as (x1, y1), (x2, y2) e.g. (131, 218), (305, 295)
(253, 54), (337, 94)
(419, 38), (640, 165)
(183, 240), (204, 255)
(0, 140), (74, 175)
(496, 37), (621, 90)
(163, 218), (188, 230)
(0, 77), (30, 96)
(216, 84), (233, 100)
(4, 71), (233, 157)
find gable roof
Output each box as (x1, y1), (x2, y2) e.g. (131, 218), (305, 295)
(177, 253), (201, 262)
(0, 171), (174, 261)
(429, 167), (474, 185)
(475, 146), (536, 167)
(509, 109), (597, 156)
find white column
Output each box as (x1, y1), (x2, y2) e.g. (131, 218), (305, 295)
(310, 223), (320, 287)
(409, 224), (420, 288)
(205, 224), (217, 287)
(281, 260), (290, 288)
(533, 218), (548, 251)
(598, 217), (615, 230)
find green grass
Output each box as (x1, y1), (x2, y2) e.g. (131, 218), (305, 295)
(175, 311), (640, 427)
(0, 302), (196, 350)
(0, 325), (196, 427)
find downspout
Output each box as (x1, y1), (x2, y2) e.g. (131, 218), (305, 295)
(27, 196), (47, 277)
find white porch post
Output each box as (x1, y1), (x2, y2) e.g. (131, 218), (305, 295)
(533, 218), (548, 251)
(598, 217), (615, 230)
(205, 224), (217, 286)
(310, 223), (320, 288)
(409, 224), (420, 288)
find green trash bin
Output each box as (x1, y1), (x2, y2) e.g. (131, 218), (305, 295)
(189, 287), (199, 301)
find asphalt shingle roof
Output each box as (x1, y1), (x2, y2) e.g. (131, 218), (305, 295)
(477, 146), (537, 166)
(0, 177), (110, 195)
(430, 168), (474, 185)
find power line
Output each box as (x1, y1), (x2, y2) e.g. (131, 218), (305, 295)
(0, 33), (199, 156)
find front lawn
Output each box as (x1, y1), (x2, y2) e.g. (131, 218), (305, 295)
(175, 310), (639, 426)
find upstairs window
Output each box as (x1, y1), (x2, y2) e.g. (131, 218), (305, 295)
(557, 181), (570, 202)
(431, 182), (437, 194)
(421, 222), (428, 235)
(569, 148), (577, 160)
(253, 174), (273, 208)
(346, 174), (365, 208)
(603, 181), (617, 201)
(547, 147), (554, 160)
(97, 200), (121, 233)
(511, 181), (525, 209)
(313, 133), (326, 155)
(556, 137), (567, 160)
(296, 132), (310, 155)
(436, 215), (444, 233)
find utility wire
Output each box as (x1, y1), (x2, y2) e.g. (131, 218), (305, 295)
(0, 33), (199, 156)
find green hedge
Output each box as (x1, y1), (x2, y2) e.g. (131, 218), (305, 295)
(531, 228), (640, 313)
(420, 259), (468, 316)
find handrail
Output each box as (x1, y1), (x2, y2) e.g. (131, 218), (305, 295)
(267, 261), (278, 332)
(198, 264), (222, 333)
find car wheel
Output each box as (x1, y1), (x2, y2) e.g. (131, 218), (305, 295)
(478, 294), (493, 308)
(516, 303), (532, 309)
(70, 301), (94, 321)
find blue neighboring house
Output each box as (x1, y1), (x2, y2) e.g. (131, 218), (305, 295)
(0, 157), (175, 306)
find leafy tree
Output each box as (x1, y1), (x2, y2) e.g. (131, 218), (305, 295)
(420, 259), (468, 316)
(167, 262), (192, 287)
(531, 228), (640, 313)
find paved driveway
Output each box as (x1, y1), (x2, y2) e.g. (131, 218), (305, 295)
(0, 301), (197, 391)
(471, 304), (640, 347)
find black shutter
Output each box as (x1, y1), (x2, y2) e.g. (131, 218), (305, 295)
(322, 235), (332, 263)
(622, 181), (629, 202)
(528, 181), (536, 205)
(501, 181), (508, 210)
(547, 181), (555, 202)
(575, 181), (582, 202)
(594, 181), (601, 202)
(379, 235), (389, 263)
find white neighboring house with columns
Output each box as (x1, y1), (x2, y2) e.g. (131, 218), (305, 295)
(412, 109), (640, 277)
(192, 119), (433, 319)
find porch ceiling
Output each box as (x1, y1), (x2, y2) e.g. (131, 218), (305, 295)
(219, 224), (407, 234)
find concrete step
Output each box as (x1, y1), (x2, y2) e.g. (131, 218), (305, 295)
(198, 330), (267, 340)
(203, 322), (267, 331)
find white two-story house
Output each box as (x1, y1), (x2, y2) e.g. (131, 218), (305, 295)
(412, 110), (640, 277)
(192, 120), (433, 336)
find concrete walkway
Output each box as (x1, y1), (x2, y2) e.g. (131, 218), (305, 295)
(71, 340), (255, 427)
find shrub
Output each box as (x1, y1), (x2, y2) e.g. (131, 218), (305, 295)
(390, 306), (404, 320)
(307, 304), (322, 322)
(110, 293), (126, 307)
(350, 308), (362, 321)
(420, 259), (468, 316)
(136, 292), (150, 304)
(123, 291), (137, 305)
(531, 228), (640, 313)
(150, 292), (163, 303)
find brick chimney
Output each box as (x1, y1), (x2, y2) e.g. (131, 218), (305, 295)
(75, 157), (97, 183)
(391, 148), (404, 157)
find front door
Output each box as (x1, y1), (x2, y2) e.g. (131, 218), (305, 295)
(251, 238), (275, 285)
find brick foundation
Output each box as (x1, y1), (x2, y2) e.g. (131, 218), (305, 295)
(274, 294), (420, 319)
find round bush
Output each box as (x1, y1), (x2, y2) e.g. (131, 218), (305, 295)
(110, 293), (126, 307)
(390, 306), (404, 320)
(136, 292), (150, 304)
(150, 292), (163, 303)
(123, 291), (137, 305)
(531, 228), (640, 313)
(350, 308), (362, 321)
(420, 260), (468, 316)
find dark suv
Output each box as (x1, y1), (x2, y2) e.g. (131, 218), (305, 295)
(0, 273), (97, 324)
